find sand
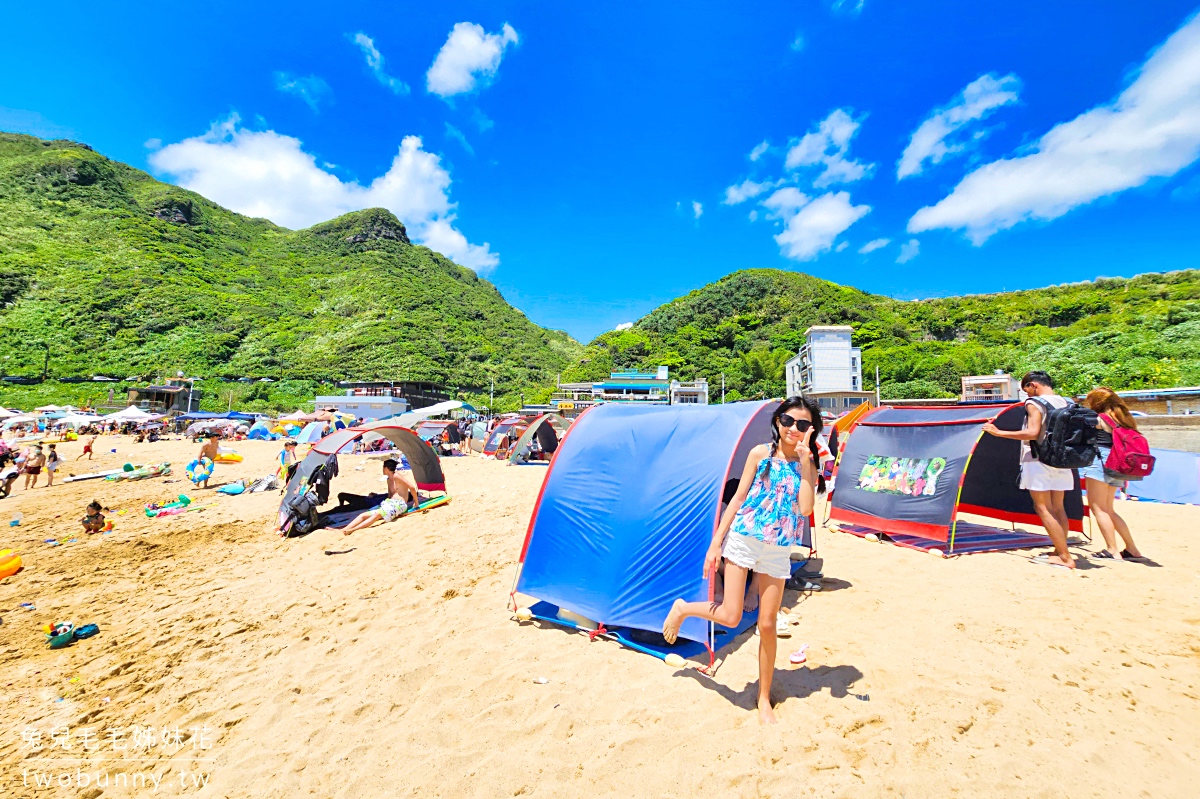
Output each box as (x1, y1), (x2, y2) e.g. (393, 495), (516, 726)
(1, 434), (1199, 798)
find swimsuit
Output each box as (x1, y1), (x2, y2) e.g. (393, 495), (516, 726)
(722, 451), (806, 580)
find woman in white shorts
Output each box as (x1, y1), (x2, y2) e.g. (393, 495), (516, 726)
(663, 396), (823, 725)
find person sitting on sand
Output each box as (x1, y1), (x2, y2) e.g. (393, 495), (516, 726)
(662, 395), (823, 725)
(981, 371), (1076, 569)
(81, 500), (106, 534)
(340, 459), (422, 536)
(196, 434), (220, 489)
(77, 434), (98, 460)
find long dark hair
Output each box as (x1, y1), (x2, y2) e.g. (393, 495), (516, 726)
(771, 395), (826, 494)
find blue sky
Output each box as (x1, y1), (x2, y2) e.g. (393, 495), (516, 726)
(3, 2), (1200, 342)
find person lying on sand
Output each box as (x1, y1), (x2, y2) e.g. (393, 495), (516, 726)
(662, 396), (822, 725)
(340, 459), (422, 535)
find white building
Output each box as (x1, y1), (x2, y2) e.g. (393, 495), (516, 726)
(786, 326), (863, 396)
(669, 377), (709, 405)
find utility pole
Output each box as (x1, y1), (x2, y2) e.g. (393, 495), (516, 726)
(490, 376), (494, 419)
(875, 365), (881, 407)
(40, 342), (50, 382)
(721, 373), (725, 404)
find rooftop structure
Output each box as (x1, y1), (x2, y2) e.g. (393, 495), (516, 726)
(961, 372), (1022, 403)
(127, 378), (201, 415)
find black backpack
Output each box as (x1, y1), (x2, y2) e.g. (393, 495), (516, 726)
(1029, 398), (1098, 469)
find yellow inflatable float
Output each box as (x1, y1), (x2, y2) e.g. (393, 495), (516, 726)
(215, 450), (243, 464)
(0, 549), (22, 580)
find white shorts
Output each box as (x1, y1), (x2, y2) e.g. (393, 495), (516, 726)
(722, 532), (792, 580)
(1020, 460), (1074, 492)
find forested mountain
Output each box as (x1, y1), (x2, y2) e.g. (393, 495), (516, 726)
(561, 268), (1200, 400)
(0, 133), (581, 412)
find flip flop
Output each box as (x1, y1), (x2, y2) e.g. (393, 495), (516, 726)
(1091, 550), (1119, 560)
(1031, 554), (1071, 570)
(1120, 550), (1149, 562)
(789, 644), (809, 664)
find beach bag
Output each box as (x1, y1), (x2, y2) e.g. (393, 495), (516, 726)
(1100, 413), (1155, 480)
(282, 488), (321, 537)
(1029, 398), (1098, 469)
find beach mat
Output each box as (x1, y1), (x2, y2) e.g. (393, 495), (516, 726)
(320, 494), (452, 529)
(835, 521), (1052, 555)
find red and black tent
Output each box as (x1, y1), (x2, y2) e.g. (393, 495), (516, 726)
(829, 403), (1085, 552)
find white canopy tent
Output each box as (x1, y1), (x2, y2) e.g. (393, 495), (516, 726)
(57, 413), (104, 429)
(2, 415), (37, 429)
(0, 408), (22, 420)
(105, 406), (160, 422)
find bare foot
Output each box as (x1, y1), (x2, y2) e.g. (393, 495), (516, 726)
(342, 529), (354, 537)
(758, 695), (777, 725)
(662, 599), (686, 644)
(1048, 554), (1076, 569)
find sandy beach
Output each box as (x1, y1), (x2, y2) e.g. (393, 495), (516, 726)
(1, 434), (1199, 798)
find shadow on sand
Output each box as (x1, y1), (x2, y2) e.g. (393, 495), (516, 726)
(677, 662), (867, 710)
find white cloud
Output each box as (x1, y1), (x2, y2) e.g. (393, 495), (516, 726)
(897, 73), (1020, 179)
(353, 33), (410, 95)
(144, 138), (162, 150)
(692, 200), (703, 219)
(790, 33), (805, 52)
(149, 116), (497, 271)
(749, 140), (770, 161)
(445, 123), (474, 155)
(909, 13), (1200, 242)
(762, 188), (870, 261)
(835, 241), (849, 252)
(614, 322), (634, 331)
(427, 22), (519, 98)
(785, 108), (874, 187)
(723, 178), (772, 205)
(858, 237), (890, 253)
(748, 209), (759, 221)
(832, 0), (865, 16)
(274, 72), (333, 112)
(897, 239), (920, 263)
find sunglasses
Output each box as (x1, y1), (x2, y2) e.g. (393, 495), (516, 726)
(778, 415), (812, 432)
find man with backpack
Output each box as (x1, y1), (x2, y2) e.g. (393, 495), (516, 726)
(981, 371), (1081, 569)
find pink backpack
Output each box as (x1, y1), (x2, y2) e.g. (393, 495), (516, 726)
(1100, 413), (1155, 479)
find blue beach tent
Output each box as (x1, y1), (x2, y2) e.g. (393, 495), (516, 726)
(246, 420), (274, 440)
(513, 400), (804, 663)
(1124, 448), (1200, 505)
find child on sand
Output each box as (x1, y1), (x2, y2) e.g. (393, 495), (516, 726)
(196, 434), (220, 489)
(76, 435), (97, 460)
(340, 459), (422, 535)
(82, 501), (106, 534)
(662, 396), (823, 725)
(45, 444), (60, 487)
(278, 439), (298, 484)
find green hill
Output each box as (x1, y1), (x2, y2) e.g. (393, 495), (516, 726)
(561, 268), (1200, 401)
(0, 133), (582, 412)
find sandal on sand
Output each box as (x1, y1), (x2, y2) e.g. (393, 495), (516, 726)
(776, 616), (792, 637)
(1091, 550), (1119, 560)
(1120, 549), (1149, 562)
(789, 644), (809, 665)
(1031, 554), (1071, 570)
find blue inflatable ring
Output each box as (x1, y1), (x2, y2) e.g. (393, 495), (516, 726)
(186, 457), (214, 484)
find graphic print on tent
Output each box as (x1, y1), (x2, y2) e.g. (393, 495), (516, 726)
(829, 403), (1086, 554)
(511, 401), (811, 667)
(277, 423), (448, 537)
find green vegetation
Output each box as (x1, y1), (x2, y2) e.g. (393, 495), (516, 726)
(3, 132), (1196, 414)
(561, 269), (1200, 401)
(0, 133), (582, 412)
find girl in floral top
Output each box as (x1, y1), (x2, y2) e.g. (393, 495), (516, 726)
(663, 395), (823, 724)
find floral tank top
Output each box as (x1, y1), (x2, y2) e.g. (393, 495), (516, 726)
(728, 449), (805, 547)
